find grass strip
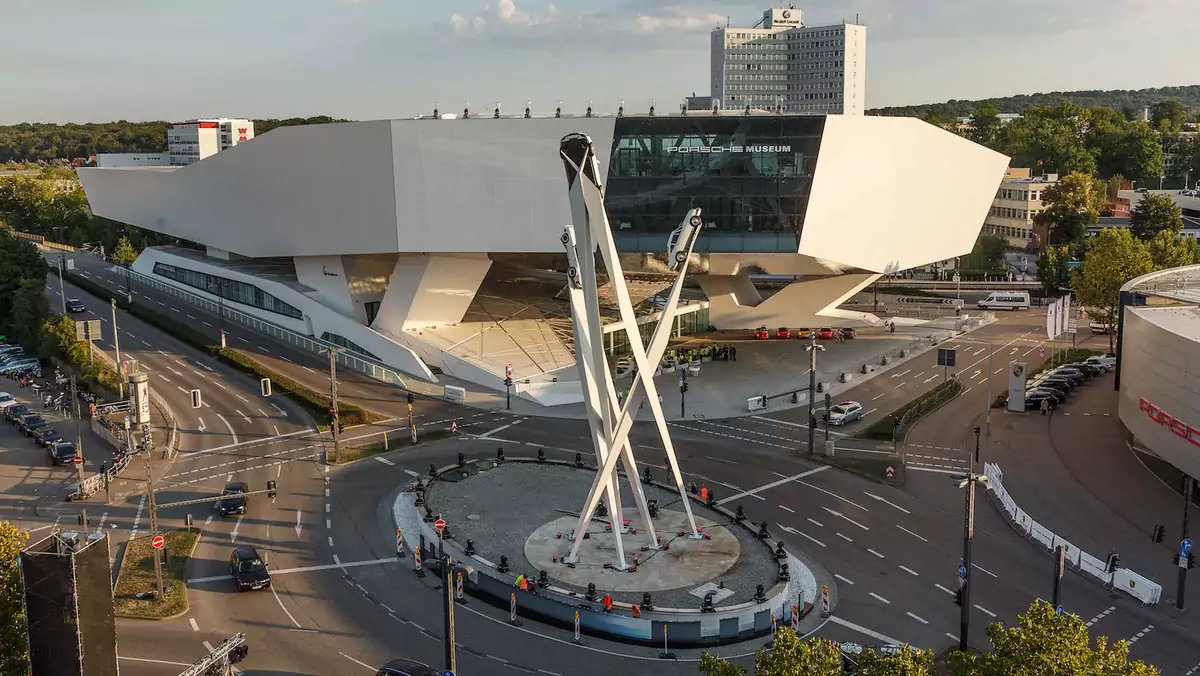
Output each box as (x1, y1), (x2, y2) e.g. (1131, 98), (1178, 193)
(113, 530), (199, 619)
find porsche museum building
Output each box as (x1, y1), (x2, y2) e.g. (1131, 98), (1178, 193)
(1117, 264), (1200, 493)
(77, 113), (1007, 405)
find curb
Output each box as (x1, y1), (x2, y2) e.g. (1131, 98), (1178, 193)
(113, 530), (203, 621)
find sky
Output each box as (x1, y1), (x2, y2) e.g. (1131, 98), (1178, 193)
(0, 0), (1196, 124)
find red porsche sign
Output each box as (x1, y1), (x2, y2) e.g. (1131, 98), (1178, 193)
(1139, 398), (1200, 447)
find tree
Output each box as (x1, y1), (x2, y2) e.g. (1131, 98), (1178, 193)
(1105, 120), (1164, 182)
(856, 645), (934, 675)
(967, 102), (1005, 150)
(111, 235), (138, 267)
(948, 600), (1158, 676)
(700, 628), (843, 676)
(0, 522), (30, 676)
(1003, 106), (1097, 176)
(1037, 245), (1073, 295)
(1073, 228), (1154, 352)
(1105, 173), (1130, 202)
(0, 232), (47, 341)
(1147, 230), (1196, 270)
(8, 279), (50, 350)
(1035, 171), (1103, 244)
(1151, 100), (1189, 134)
(1129, 192), (1183, 241)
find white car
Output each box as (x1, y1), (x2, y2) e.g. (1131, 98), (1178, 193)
(0, 392), (15, 410)
(1085, 354), (1116, 370)
(827, 401), (864, 426)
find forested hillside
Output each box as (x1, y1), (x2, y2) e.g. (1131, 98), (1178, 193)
(869, 85), (1200, 120)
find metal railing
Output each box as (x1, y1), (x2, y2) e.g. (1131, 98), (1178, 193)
(110, 265), (409, 389)
(87, 341), (178, 457)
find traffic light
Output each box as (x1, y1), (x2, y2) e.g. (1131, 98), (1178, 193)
(1105, 553), (1120, 573)
(190, 389), (202, 409)
(266, 480), (277, 499)
(1174, 553), (1181, 566)
(260, 378), (271, 397)
(954, 589), (963, 606)
(337, 420), (344, 434)
(1153, 524), (1166, 544)
(407, 392), (414, 405)
(504, 377), (513, 388)
(680, 382), (689, 393)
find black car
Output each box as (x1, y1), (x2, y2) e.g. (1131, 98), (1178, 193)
(1046, 367), (1086, 384)
(1029, 378), (1071, 396)
(218, 482), (249, 516)
(1062, 362), (1104, 377)
(1024, 389), (1059, 410)
(1026, 386), (1065, 405)
(65, 298), (86, 313)
(376, 658), (438, 676)
(19, 414), (48, 435)
(229, 546), (271, 591)
(5, 404), (29, 423)
(32, 427), (62, 447)
(50, 441), (77, 465)
(1033, 374), (1075, 390)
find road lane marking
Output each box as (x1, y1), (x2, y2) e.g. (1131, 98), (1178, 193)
(188, 557), (399, 583)
(867, 548), (884, 558)
(974, 604), (996, 618)
(197, 418), (206, 432)
(836, 532), (853, 542)
(872, 393), (885, 401)
(1127, 624), (1155, 645)
(896, 525), (928, 542)
(806, 518), (823, 527)
(796, 481), (868, 511)
(230, 515), (243, 542)
(236, 394), (249, 403)
(834, 574), (854, 585)
(259, 345), (271, 353)
(216, 414), (239, 445)
(160, 375), (172, 383)
(869, 592), (891, 605)
(272, 585), (303, 628)
(1085, 606), (1116, 628)
(375, 457), (396, 466)
(189, 618), (199, 631)
(891, 370), (910, 379)
(898, 565), (919, 576)
(339, 653), (377, 672)
(822, 506), (869, 530)
(236, 409), (251, 424)
(828, 616), (903, 646)
(863, 491), (910, 514)
(716, 466), (830, 505)
(934, 583), (954, 596)
(778, 505), (794, 513)
(972, 563), (998, 578)
(906, 612), (929, 625)
(404, 469), (420, 477)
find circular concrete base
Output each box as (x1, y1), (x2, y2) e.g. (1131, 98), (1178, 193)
(524, 509), (740, 593)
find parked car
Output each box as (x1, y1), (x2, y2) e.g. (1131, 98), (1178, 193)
(1024, 389), (1059, 410)
(1026, 386), (1066, 405)
(1029, 376), (1073, 394)
(6, 404), (29, 423)
(754, 326), (769, 340)
(32, 427), (62, 447)
(65, 298), (86, 313)
(1060, 362), (1103, 377)
(218, 482), (250, 516)
(775, 327), (791, 339)
(817, 328), (835, 340)
(229, 546), (271, 591)
(50, 441), (77, 465)
(977, 292), (1031, 310)
(18, 414), (48, 436)
(376, 658), (439, 676)
(1090, 322), (1112, 334)
(0, 392), (15, 411)
(797, 328), (812, 339)
(827, 401), (864, 426)
(839, 328), (857, 339)
(1045, 367), (1086, 385)
(1085, 354), (1116, 370)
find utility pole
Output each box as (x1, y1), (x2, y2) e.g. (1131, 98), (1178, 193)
(679, 370), (687, 419)
(57, 255), (68, 314)
(443, 554), (457, 673)
(1178, 475), (1193, 611)
(141, 420), (165, 599)
(957, 425), (987, 651)
(1052, 544), (1065, 609)
(327, 347), (341, 464)
(71, 374), (84, 489)
(807, 330), (817, 455)
(112, 298), (124, 398)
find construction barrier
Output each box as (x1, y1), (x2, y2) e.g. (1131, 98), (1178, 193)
(983, 462), (1162, 605)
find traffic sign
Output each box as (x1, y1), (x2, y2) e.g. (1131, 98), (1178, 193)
(958, 563), (967, 578)
(434, 518), (446, 533)
(152, 535), (164, 550)
(1056, 605), (1064, 616)
(1183, 538), (1193, 554)
(443, 671), (455, 676)
(953, 273), (961, 283)
(73, 455), (83, 466)
(885, 465), (895, 478)
(506, 362), (513, 378)
(1039, 347), (1045, 358)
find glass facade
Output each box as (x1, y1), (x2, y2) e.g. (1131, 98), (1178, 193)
(603, 305), (710, 357)
(606, 116), (825, 253)
(153, 262), (303, 319)
(320, 332), (379, 360)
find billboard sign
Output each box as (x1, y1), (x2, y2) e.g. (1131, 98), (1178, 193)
(1008, 361), (1028, 412)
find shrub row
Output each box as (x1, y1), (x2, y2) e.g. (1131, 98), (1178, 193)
(857, 378), (963, 441)
(58, 269), (381, 428)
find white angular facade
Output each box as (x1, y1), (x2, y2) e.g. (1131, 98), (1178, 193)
(77, 114), (1009, 405)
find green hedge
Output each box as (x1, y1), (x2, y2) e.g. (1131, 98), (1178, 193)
(57, 268), (381, 428)
(857, 378), (963, 441)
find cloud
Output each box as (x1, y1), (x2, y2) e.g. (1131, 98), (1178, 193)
(447, 0), (724, 45)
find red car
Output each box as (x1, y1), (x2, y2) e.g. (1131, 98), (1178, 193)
(840, 328), (857, 339)
(754, 326), (769, 340)
(817, 328), (835, 340)
(775, 327), (791, 339)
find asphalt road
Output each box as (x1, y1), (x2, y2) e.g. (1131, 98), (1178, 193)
(11, 256), (1200, 675)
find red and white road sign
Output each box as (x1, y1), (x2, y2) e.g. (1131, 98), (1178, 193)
(73, 455), (83, 465)
(1039, 347), (1046, 358)
(152, 535), (164, 549)
(885, 465), (895, 478)
(434, 518), (446, 533)
(451, 421), (458, 432)
(506, 362), (513, 378)
(395, 528), (403, 549)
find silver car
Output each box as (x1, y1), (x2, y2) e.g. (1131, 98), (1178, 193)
(827, 401), (864, 425)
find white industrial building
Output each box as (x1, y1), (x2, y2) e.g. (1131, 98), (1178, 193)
(709, 6), (866, 115)
(77, 112), (1007, 406)
(95, 119), (254, 169)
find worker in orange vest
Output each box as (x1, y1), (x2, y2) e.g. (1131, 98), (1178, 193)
(699, 486), (708, 502)
(517, 574), (528, 591)
(602, 594), (613, 613)
(631, 604), (641, 618)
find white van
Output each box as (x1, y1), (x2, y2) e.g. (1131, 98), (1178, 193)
(977, 292), (1031, 310)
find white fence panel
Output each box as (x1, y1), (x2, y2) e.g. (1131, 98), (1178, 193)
(1051, 535), (1082, 568)
(1079, 551), (1111, 584)
(1029, 521), (1054, 549)
(1111, 568), (1162, 605)
(1014, 508), (1033, 535)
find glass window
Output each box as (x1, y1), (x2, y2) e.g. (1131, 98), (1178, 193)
(319, 332), (379, 360)
(152, 262), (303, 319)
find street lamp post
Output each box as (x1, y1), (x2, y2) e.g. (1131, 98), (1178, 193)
(111, 298), (124, 398)
(957, 425), (989, 651)
(57, 255), (68, 314)
(804, 332), (825, 454)
(209, 280), (228, 348)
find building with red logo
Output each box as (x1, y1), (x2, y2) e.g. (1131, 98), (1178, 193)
(168, 118), (255, 166)
(1117, 264), (1200, 483)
